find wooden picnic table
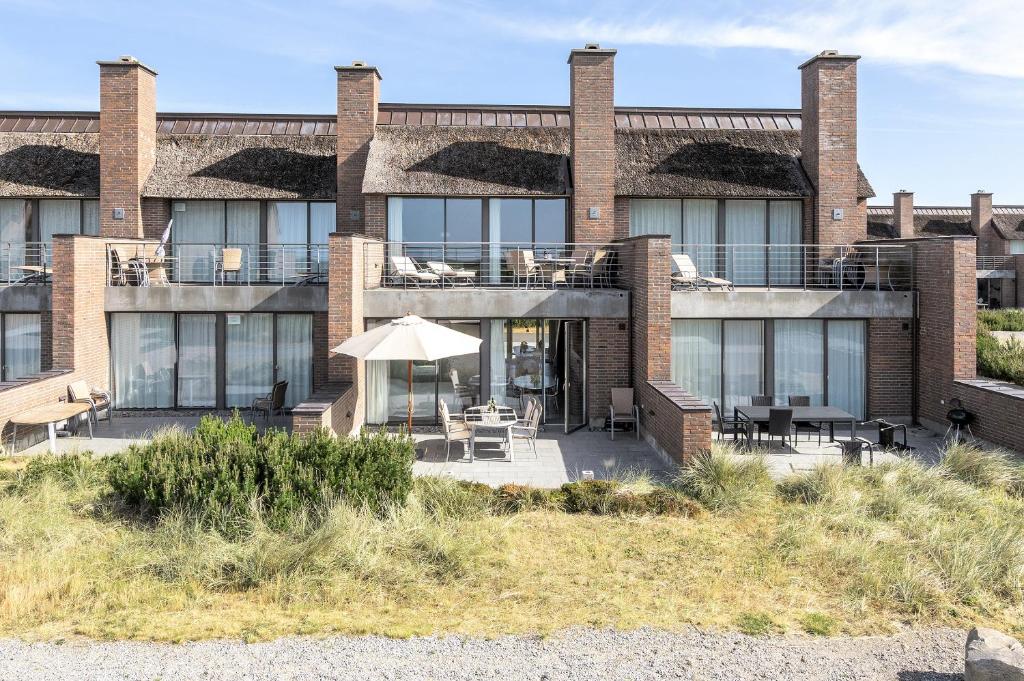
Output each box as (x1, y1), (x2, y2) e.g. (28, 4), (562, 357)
(9, 402), (93, 453)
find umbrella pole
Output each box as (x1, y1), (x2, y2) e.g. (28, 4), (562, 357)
(407, 359), (413, 434)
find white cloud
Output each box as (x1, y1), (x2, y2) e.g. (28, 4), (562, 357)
(488, 0), (1024, 80)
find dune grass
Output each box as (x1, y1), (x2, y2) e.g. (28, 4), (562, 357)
(0, 442), (1022, 642)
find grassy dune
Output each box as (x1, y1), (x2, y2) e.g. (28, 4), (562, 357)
(0, 443), (1022, 641)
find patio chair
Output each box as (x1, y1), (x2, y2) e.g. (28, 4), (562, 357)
(448, 368), (477, 410)
(713, 401), (748, 443)
(109, 245), (146, 286)
(609, 387), (639, 440)
(509, 398), (542, 458)
(864, 418), (913, 453)
(505, 250), (540, 288)
(427, 261), (476, 286)
(766, 408), (795, 449)
(788, 395), (823, 446)
(749, 395), (774, 442)
(215, 247), (244, 285)
(389, 255), (441, 287)
(590, 249), (613, 287)
(439, 400), (472, 461)
(251, 380), (288, 423)
(67, 380), (113, 426)
(670, 253), (702, 290)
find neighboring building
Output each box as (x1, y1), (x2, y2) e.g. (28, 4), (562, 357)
(868, 195), (1024, 308)
(3, 47), (1015, 459)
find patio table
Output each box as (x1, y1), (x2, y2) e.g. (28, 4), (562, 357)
(9, 402), (93, 454)
(464, 408), (519, 462)
(734, 405), (857, 443)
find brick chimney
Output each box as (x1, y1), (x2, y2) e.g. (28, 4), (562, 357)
(98, 56), (156, 239)
(568, 44), (616, 243)
(336, 61), (381, 236)
(894, 190), (914, 240)
(799, 50), (864, 245)
(971, 190), (998, 256)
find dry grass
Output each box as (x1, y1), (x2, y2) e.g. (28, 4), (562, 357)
(0, 447), (1022, 642)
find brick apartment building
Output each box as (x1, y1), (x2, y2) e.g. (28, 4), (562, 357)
(1, 47), (1019, 459)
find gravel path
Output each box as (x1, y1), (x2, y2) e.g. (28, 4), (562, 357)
(0, 627), (965, 680)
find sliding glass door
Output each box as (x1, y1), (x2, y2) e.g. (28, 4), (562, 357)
(773, 320), (825, 407)
(177, 314), (216, 408)
(2, 314), (41, 381)
(110, 313), (175, 408)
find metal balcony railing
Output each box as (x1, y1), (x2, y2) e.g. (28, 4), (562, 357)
(976, 256), (1015, 271)
(0, 242), (51, 285)
(106, 243), (328, 287)
(364, 242), (622, 289)
(671, 243), (914, 291)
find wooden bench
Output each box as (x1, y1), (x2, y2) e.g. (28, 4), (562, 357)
(8, 402), (93, 454)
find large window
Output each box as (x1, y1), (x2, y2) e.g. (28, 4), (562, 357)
(1, 199), (98, 276)
(1, 313), (42, 381)
(110, 312), (313, 409)
(671, 318), (866, 419)
(386, 197), (567, 245)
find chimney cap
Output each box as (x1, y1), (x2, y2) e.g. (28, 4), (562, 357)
(895, 189), (913, 195)
(568, 44), (617, 63)
(798, 50), (860, 69)
(974, 189), (991, 195)
(335, 61), (382, 79)
(96, 55), (157, 76)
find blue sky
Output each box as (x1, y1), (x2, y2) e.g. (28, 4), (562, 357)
(1, 0), (1020, 205)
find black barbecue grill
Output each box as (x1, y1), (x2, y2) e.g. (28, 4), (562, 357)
(944, 398), (975, 442)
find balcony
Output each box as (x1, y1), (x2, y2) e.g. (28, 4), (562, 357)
(362, 242), (629, 319)
(1, 242), (51, 286)
(977, 256), (1016, 279)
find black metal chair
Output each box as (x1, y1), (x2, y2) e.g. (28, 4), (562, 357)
(252, 380), (288, 423)
(713, 401), (748, 443)
(788, 395), (823, 446)
(749, 395), (773, 442)
(864, 418), (913, 453)
(766, 408), (794, 449)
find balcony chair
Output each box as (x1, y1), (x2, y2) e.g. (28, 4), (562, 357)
(389, 255), (441, 287)
(109, 245), (148, 287)
(505, 250), (540, 288)
(215, 247), (244, 285)
(251, 380), (288, 423)
(670, 253), (702, 290)
(427, 261), (476, 286)
(439, 400), (472, 462)
(788, 395), (823, 446)
(748, 395), (774, 442)
(509, 398), (542, 459)
(713, 401), (748, 444)
(609, 387), (640, 440)
(766, 408), (795, 450)
(672, 253), (734, 291)
(67, 380), (113, 427)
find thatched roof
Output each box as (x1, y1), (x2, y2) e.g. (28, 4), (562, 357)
(993, 211), (1024, 239)
(866, 207), (975, 239)
(362, 126), (569, 195)
(143, 135), (335, 199)
(0, 132), (99, 197)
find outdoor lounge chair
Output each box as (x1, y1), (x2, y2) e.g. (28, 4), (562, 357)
(609, 388), (640, 440)
(67, 380), (113, 426)
(389, 255), (441, 287)
(427, 261), (476, 285)
(788, 395), (823, 445)
(671, 253), (734, 291)
(439, 400), (472, 461)
(251, 380), (288, 422)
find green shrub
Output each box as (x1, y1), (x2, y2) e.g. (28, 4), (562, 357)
(639, 487), (703, 517)
(800, 611), (838, 636)
(492, 483), (558, 514)
(675, 446), (774, 512)
(560, 480), (620, 514)
(106, 414), (415, 531)
(979, 309), (1024, 332)
(977, 311), (1024, 386)
(735, 612), (779, 636)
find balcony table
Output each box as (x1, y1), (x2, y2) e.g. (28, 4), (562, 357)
(734, 405), (857, 443)
(11, 265), (52, 285)
(9, 402), (93, 454)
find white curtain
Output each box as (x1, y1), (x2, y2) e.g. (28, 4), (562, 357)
(671, 320), (722, 408)
(309, 203), (334, 275)
(828, 321), (866, 419)
(177, 314), (216, 408)
(682, 199), (717, 276)
(725, 200), (766, 286)
(366, 360), (391, 424)
(82, 200), (100, 236)
(276, 314), (312, 408)
(774, 320), (824, 406)
(489, 319), (510, 405)
(769, 201), (802, 286)
(387, 197), (403, 242)
(1010, 240), (1024, 255)
(175, 201), (225, 283)
(487, 200), (502, 285)
(630, 199), (682, 242)
(723, 320), (763, 412)
(225, 313), (274, 408)
(3, 313), (41, 380)
(268, 202), (308, 282)
(39, 200), (81, 245)
(1, 200), (27, 281)
(225, 201), (259, 281)
(111, 313), (175, 408)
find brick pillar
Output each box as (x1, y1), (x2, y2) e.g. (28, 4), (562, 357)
(50, 235), (110, 388)
(569, 45), (616, 244)
(336, 62), (381, 237)
(98, 56), (156, 239)
(799, 51), (864, 245)
(328, 233), (367, 427)
(894, 191), (914, 240)
(971, 191), (1000, 257)
(912, 237), (977, 427)
(1015, 254), (1024, 308)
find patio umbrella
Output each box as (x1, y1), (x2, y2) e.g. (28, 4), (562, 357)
(331, 314), (482, 432)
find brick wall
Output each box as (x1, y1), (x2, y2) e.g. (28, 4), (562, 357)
(613, 197), (630, 240)
(327, 233), (368, 429)
(800, 52), (865, 245)
(953, 379), (1024, 454)
(336, 65), (380, 237)
(867, 317), (913, 419)
(569, 47), (616, 244)
(894, 192), (914, 240)
(912, 237), (977, 426)
(365, 194), (386, 241)
(586, 317), (630, 423)
(291, 382), (358, 437)
(644, 380), (712, 464)
(39, 310), (53, 371)
(971, 192), (1001, 257)
(141, 198), (170, 241)
(1016, 255), (1024, 308)
(312, 312), (329, 391)
(98, 58), (156, 239)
